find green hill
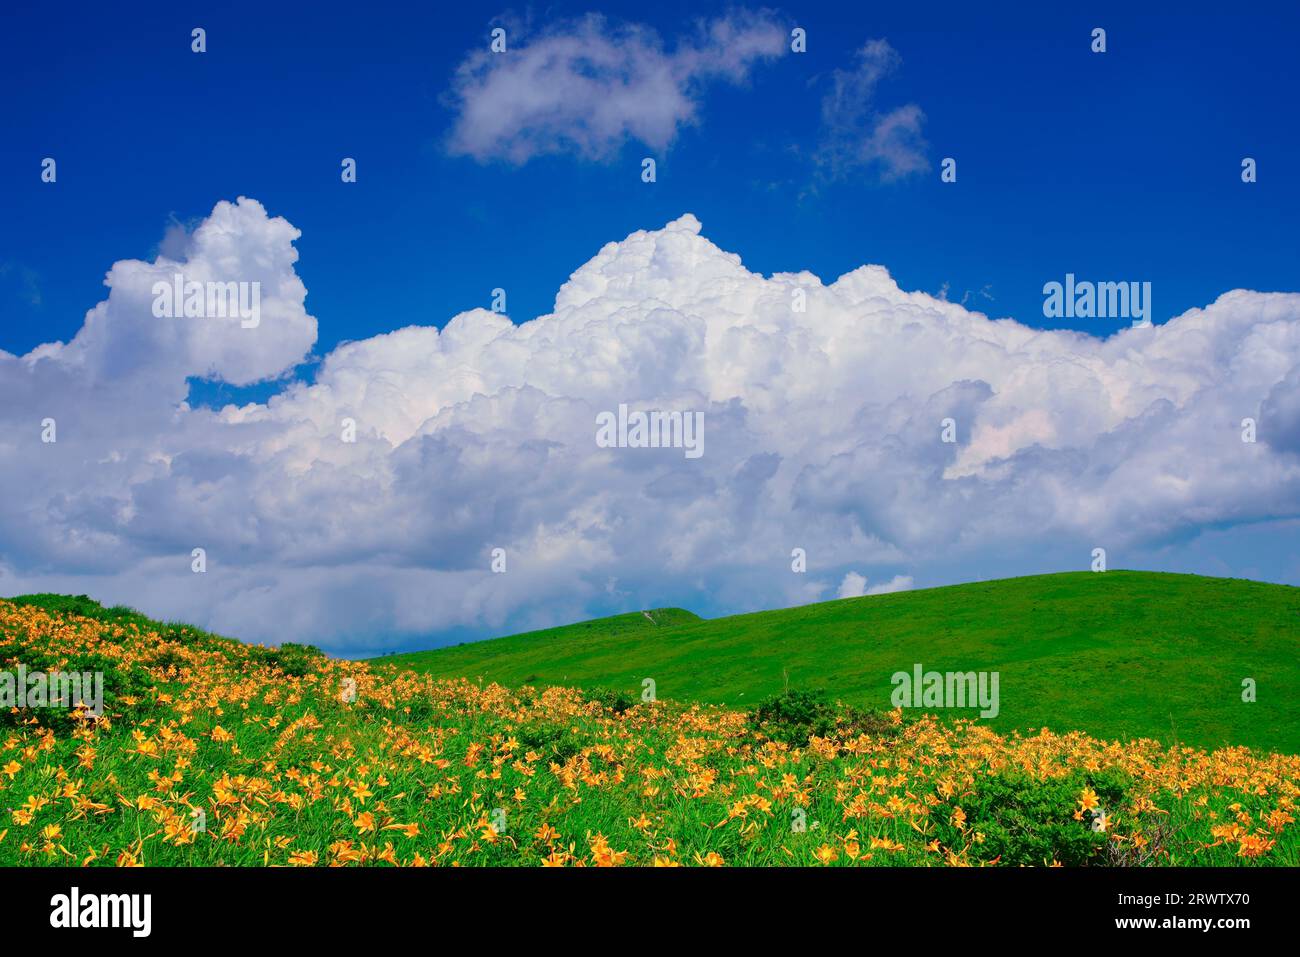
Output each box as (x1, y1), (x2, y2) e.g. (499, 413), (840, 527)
(4, 588), (1298, 867)
(376, 571), (1300, 754)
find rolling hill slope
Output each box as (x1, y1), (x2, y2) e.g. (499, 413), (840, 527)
(3, 590), (1298, 866)
(376, 571), (1300, 753)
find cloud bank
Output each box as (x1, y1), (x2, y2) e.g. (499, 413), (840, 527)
(2, 198), (1299, 653)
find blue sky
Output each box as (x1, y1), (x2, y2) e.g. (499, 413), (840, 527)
(2, 2), (1299, 654)
(4, 1), (1296, 365)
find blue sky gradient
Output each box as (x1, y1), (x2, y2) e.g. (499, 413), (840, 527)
(4, 1), (1297, 364)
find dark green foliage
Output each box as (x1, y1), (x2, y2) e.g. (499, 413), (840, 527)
(586, 686), (635, 714)
(244, 642), (324, 678)
(750, 688), (838, 745)
(392, 693), (438, 725)
(517, 723), (582, 763)
(933, 768), (1131, 866)
(748, 688), (902, 746)
(0, 639), (155, 732)
(145, 647), (189, 674)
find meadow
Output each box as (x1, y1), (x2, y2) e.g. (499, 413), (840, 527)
(0, 575), (1297, 867)
(383, 571), (1300, 754)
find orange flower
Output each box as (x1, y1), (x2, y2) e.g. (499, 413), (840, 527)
(350, 781), (373, 804)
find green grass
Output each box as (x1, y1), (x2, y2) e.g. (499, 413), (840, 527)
(376, 571), (1300, 754)
(4, 585), (1297, 866)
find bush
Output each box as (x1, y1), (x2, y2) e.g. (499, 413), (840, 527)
(748, 688), (904, 747)
(932, 768), (1130, 866)
(394, 694), (438, 725)
(245, 642), (324, 678)
(0, 642), (155, 733)
(517, 723), (582, 763)
(146, 647), (190, 674)
(750, 688), (838, 745)
(585, 686), (635, 715)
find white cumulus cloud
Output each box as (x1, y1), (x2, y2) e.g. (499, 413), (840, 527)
(837, 571), (868, 598)
(867, 574), (913, 595)
(2, 200), (1299, 654)
(837, 571), (913, 598)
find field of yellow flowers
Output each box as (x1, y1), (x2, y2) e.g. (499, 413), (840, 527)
(2, 597), (1297, 867)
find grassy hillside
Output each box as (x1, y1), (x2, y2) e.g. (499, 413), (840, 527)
(2, 589), (1298, 866)
(378, 571), (1300, 754)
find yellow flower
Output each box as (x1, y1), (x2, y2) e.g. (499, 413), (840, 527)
(350, 782), (373, 804)
(814, 844), (839, 865)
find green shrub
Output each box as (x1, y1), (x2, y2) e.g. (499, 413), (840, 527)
(517, 723), (582, 763)
(245, 642), (324, 678)
(750, 688), (838, 745)
(932, 768), (1130, 866)
(585, 686), (635, 715)
(146, 647), (189, 674)
(0, 642), (155, 733)
(393, 694), (438, 725)
(749, 688), (903, 746)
